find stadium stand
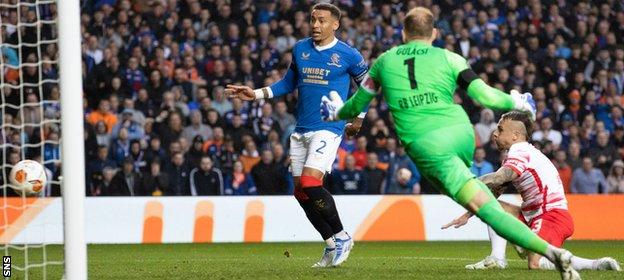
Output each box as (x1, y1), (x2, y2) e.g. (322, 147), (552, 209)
(3, 0), (623, 196)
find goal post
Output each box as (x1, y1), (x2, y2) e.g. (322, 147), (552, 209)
(57, 0), (87, 279)
(1, 0), (87, 278)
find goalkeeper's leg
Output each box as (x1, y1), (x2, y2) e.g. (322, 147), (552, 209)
(455, 178), (579, 279)
(406, 129), (553, 260)
(404, 129), (579, 280)
(403, 124), (580, 279)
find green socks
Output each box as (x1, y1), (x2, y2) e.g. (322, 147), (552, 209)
(475, 194), (549, 255)
(455, 179), (549, 255)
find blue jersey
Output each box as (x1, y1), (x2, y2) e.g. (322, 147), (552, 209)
(269, 38), (368, 135)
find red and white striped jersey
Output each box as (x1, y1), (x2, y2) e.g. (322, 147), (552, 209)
(502, 142), (568, 221)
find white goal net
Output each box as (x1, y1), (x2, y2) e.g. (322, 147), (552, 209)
(0, 0), (85, 279)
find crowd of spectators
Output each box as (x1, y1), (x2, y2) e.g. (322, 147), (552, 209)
(1, 0), (623, 196)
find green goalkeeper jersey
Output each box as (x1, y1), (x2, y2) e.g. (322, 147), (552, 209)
(338, 41), (515, 145)
(369, 41), (470, 142)
(334, 42), (553, 258)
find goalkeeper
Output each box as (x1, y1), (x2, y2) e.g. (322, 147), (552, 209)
(321, 7), (580, 280)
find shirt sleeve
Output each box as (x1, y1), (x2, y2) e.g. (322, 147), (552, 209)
(223, 176), (233, 195)
(445, 50), (470, 79)
(247, 177), (257, 195)
(336, 54), (384, 120)
(445, 50), (515, 111)
(268, 61), (298, 97)
(347, 49), (368, 84)
(337, 75), (377, 120)
(503, 148), (528, 176)
(408, 162), (421, 183)
(347, 49), (370, 116)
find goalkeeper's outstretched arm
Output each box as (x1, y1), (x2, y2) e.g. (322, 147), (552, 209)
(447, 51), (535, 118)
(459, 70), (514, 111)
(458, 68), (535, 114)
(335, 74), (379, 120)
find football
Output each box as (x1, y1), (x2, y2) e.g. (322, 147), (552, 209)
(9, 160), (47, 195)
(397, 168), (412, 184)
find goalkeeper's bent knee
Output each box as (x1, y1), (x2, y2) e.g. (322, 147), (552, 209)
(454, 178), (495, 207)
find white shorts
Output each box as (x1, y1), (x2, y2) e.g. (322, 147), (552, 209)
(289, 130), (342, 177)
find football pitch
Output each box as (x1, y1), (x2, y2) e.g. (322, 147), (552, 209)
(7, 241), (624, 279)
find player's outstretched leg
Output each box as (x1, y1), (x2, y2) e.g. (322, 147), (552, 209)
(456, 179), (581, 280)
(294, 186), (336, 268)
(538, 255), (621, 271)
(300, 175), (353, 266)
(593, 258), (622, 271)
(465, 255), (507, 270)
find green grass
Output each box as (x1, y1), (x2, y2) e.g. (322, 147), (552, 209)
(4, 241), (624, 279)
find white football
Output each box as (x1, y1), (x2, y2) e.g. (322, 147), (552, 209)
(9, 160), (47, 195)
(397, 168), (412, 183)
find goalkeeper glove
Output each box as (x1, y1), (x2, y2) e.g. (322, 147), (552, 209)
(510, 90), (537, 120)
(320, 91), (343, 121)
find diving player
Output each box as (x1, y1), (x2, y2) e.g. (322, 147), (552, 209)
(321, 6), (582, 280)
(442, 111), (620, 273)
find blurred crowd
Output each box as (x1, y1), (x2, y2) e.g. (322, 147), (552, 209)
(1, 0), (623, 196)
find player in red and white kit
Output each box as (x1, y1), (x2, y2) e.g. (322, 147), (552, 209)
(443, 111), (621, 272)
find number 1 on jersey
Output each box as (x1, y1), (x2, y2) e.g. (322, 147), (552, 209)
(404, 58), (418, 89)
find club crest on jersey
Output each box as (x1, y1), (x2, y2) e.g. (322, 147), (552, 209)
(327, 53), (342, 67)
(301, 52), (310, 60)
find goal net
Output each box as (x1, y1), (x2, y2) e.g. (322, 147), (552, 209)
(0, 0), (85, 279)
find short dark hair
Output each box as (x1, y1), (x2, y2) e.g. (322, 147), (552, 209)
(501, 111), (534, 139)
(311, 3), (341, 21)
(403, 7), (434, 39)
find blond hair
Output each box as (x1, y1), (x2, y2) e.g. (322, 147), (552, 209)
(403, 7), (434, 39)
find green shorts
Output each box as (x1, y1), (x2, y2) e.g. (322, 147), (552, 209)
(404, 123), (476, 198)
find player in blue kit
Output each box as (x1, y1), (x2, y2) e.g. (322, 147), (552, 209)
(226, 3), (367, 267)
